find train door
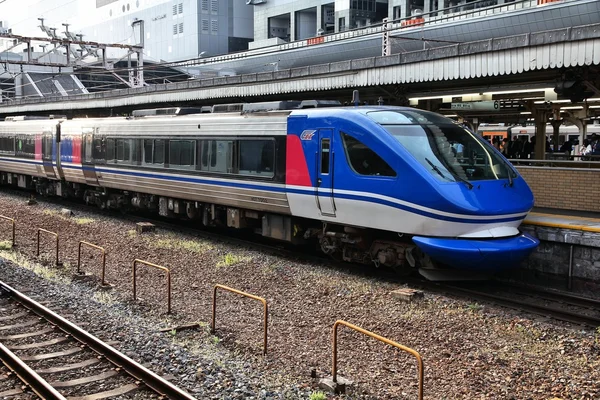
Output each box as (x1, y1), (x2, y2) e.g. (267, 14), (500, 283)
(53, 122), (65, 180)
(41, 129), (57, 179)
(82, 128), (99, 186)
(315, 129), (336, 217)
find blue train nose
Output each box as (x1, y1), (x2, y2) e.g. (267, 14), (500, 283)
(412, 233), (539, 273)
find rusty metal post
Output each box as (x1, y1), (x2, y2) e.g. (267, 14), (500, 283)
(332, 320), (424, 400)
(0, 216), (15, 248)
(77, 241), (107, 286)
(132, 259), (171, 314)
(211, 284), (269, 355)
(36, 228), (59, 266)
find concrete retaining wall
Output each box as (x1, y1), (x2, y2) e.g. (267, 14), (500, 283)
(509, 224), (600, 295)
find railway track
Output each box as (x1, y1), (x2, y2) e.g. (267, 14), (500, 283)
(3, 188), (600, 329)
(0, 279), (196, 400)
(436, 281), (600, 327)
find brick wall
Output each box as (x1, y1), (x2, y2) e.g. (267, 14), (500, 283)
(516, 166), (600, 212)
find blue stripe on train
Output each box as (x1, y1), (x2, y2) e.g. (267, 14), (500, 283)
(0, 157), (524, 225)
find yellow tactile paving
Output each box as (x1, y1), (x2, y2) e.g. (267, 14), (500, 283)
(524, 212), (600, 233)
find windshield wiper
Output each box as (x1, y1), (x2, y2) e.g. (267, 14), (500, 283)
(506, 163), (514, 187)
(425, 157), (448, 180)
(426, 157), (474, 190)
(450, 170), (474, 190)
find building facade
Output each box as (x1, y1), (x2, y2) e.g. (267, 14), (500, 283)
(251, 0), (517, 43)
(85, 0), (253, 61)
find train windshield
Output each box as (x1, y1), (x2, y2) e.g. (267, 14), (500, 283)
(367, 110), (517, 183)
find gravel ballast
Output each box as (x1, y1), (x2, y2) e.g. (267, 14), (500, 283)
(0, 190), (598, 399)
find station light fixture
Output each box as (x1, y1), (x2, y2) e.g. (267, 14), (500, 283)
(482, 88), (553, 96)
(560, 106), (584, 110)
(533, 99), (571, 104)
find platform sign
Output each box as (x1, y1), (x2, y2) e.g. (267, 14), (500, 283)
(451, 101), (500, 111)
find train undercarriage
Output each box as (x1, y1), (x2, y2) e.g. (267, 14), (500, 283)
(1, 172), (438, 276)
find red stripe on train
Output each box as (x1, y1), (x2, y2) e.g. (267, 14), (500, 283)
(285, 135), (312, 186)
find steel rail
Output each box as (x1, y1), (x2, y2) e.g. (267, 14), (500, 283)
(443, 284), (600, 327)
(0, 342), (67, 399)
(0, 280), (197, 400)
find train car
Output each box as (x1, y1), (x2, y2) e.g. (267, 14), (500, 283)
(479, 123), (600, 150)
(0, 103), (539, 280)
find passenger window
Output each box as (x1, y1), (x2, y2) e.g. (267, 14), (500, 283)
(169, 140), (195, 167)
(116, 139), (125, 161)
(341, 132), (396, 177)
(320, 139), (330, 174)
(0, 136), (14, 154)
(84, 134), (93, 163)
(142, 139), (164, 165)
(238, 139), (274, 177)
(92, 137), (106, 163)
(200, 141), (208, 168)
(130, 139), (140, 163)
(210, 140), (233, 173)
(154, 140), (165, 164)
(144, 140), (153, 163)
(106, 139), (115, 161)
(210, 141), (217, 167)
(42, 135), (53, 161)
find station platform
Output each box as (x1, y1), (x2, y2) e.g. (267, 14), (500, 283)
(523, 208), (600, 233)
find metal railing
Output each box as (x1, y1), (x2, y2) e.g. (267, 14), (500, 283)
(77, 241), (107, 286)
(211, 284), (269, 355)
(132, 259), (171, 314)
(36, 228), (59, 266)
(0, 215), (15, 248)
(332, 320), (424, 400)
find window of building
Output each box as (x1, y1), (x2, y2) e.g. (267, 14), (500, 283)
(238, 140), (274, 177)
(172, 4), (177, 15)
(173, 24), (178, 35)
(169, 140), (195, 167)
(179, 22), (183, 33)
(211, 20), (218, 32)
(341, 132), (396, 177)
(178, 3), (183, 14)
(393, 6), (401, 19)
(211, 0), (217, 13)
(201, 19), (209, 32)
(339, 17), (346, 31)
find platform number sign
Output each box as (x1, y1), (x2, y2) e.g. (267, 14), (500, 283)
(450, 101), (500, 111)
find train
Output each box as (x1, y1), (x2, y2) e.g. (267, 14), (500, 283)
(478, 123), (600, 151)
(0, 101), (539, 280)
